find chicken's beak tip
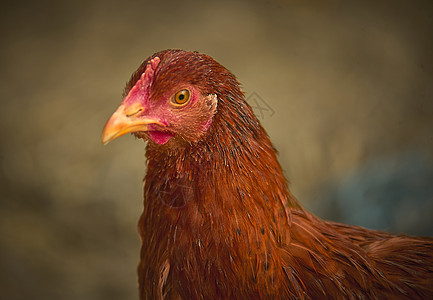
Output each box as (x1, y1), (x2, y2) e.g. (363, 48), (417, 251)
(101, 122), (117, 145)
(101, 132), (118, 145)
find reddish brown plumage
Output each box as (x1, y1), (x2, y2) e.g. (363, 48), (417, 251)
(105, 50), (433, 299)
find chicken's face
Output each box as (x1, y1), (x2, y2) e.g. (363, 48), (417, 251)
(102, 51), (218, 147)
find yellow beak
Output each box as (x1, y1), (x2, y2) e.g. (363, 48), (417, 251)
(101, 103), (162, 145)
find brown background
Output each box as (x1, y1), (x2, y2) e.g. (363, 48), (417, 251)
(1, 0), (432, 299)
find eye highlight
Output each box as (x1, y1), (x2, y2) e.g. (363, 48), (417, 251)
(172, 89), (190, 106)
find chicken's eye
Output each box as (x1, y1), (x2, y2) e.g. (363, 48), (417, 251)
(172, 89), (190, 106)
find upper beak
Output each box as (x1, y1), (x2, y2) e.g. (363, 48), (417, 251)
(101, 103), (161, 145)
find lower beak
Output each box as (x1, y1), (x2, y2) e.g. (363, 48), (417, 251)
(101, 104), (161, 145)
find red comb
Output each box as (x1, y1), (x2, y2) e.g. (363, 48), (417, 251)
(123, 57), (160, 105)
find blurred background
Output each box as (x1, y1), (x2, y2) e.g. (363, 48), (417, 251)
(1, 0), (432, 299)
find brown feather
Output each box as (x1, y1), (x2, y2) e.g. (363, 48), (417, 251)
(109, 50), (433, 299)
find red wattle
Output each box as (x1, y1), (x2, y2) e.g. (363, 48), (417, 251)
(148, 131), (174, 145)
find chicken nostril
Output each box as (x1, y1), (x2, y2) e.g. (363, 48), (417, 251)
(126, 108), (143, 117)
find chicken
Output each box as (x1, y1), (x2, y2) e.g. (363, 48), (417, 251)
(101, 49), (433, 299)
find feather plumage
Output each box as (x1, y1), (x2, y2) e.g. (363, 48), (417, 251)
(102, 49), (433, 299)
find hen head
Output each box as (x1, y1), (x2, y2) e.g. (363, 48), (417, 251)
(102, 49), (246, 148)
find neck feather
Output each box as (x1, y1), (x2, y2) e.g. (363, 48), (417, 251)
(143, 94), (302, 233)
